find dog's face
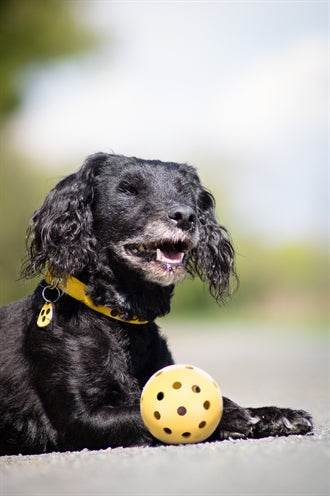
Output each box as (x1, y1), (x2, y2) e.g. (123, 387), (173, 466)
(25, 153), (235, 303)
(92, 159), (200, 286)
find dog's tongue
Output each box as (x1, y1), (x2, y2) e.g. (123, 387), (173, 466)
(156, 247), (184, 264)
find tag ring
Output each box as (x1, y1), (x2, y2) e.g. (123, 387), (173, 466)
(42, 285), (62, 303)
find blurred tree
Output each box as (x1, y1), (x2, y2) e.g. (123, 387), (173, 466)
(0, 0), (97, 118)
(0, 0), (100, 304)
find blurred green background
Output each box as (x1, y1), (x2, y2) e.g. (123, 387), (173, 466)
(0, 0), (327, 330)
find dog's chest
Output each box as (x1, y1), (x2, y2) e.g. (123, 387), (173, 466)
(124, 326), (154, 371)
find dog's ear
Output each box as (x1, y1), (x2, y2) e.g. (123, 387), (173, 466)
(187, 186), (237, 303)
(22, 153), (108, 279)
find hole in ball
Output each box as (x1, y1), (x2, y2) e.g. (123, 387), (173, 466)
(157, 392), (164, 401)
(199, 421), (206, 429)
(163, 427), (172, 434)
(154, 411), (161, 420)
(155, 371), (163, 377)
(192, 385), (201, 393)
(172, 381), (182, 389)
(181, 432), (191, 438)
(203, 401), (210, 410)
(177, 406), (187, 416)
(185, 366), (194, 370)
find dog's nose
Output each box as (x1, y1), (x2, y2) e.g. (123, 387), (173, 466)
(168, 205), (196, 231)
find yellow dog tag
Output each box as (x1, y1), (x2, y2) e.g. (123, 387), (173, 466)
(37, 303), (54, 327)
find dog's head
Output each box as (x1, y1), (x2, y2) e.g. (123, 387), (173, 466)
(24, 153), (236, 302)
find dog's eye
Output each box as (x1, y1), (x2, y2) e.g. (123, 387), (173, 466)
(175, 178), (183, 193)
(118, 182), (139, 196)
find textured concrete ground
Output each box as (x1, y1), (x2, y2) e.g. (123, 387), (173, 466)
(1, 323), (329, 496)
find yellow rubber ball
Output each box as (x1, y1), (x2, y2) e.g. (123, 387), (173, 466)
(140, 364), (223, 444)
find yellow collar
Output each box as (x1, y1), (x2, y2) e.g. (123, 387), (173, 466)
(45, 271), (148, 325)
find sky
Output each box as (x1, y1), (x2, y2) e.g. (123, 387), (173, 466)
(10, 1), (329, 244)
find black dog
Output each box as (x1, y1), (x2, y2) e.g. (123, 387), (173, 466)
(0, 153), (312, 455)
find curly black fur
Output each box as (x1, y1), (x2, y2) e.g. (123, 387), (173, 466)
(0, 153), (312, 455)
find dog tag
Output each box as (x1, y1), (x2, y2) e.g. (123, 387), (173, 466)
(37, 303), (54, 327)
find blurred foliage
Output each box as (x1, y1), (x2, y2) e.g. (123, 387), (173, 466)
(0, 0), (97, 118)
(0, 149), (67, 303)
(168, 236), (328, 327)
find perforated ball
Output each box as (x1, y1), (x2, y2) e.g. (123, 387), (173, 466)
(140, 364), (223, 444)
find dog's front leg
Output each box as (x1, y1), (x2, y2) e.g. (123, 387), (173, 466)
(217, 397), (313, 440)
(57, 404), (157, 451)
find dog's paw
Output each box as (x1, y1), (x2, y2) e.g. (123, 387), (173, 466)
(218, 398), (313, 440)
(249, 406), (313, 438)
(218, 398), (260, 440)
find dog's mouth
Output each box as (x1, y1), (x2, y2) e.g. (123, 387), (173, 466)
(123, 239), (193, 285)
(125, 241), (188, 265)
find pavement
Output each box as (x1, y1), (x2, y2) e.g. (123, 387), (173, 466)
(1, 322), (329, 496)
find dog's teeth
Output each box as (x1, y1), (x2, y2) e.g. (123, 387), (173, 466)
(138, 245), (147, 252)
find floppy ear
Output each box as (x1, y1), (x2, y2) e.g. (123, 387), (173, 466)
(187, 186), (237, 303)
(22, 153), (108, 279)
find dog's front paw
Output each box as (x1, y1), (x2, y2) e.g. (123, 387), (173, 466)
(249, 406), (313, 438)
(218, 398), (260, 440)
(218, 398), (313, 440)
